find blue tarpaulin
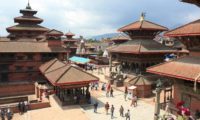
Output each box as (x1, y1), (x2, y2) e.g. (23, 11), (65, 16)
(69, 56), (90, 64)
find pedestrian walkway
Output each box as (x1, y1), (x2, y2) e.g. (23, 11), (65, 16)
(13, 95), (89, 120)
(83, 88), (170, 120)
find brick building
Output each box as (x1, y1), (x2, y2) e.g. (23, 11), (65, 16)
(0, 3), (68, 97)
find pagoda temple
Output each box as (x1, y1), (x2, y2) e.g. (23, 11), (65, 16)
(63, 31), (78, 56)
(107, 13), (177, 97)
(111, 34), (130, 45)
(165, 19), (200, 57)
(6, 2), (49, 40)
(0, 4), (68, 97)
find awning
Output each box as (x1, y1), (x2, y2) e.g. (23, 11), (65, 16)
(69, 56), (90, 64)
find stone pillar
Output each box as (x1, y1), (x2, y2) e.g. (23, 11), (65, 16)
(154, 88), (162, 120)
(109, 55), (112, 75)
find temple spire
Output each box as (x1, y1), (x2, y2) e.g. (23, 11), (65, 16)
(140, 12), (146, 22)
(26, 0), (32, 9)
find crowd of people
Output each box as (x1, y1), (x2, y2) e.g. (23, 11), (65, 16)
(0, 107), (13, 120)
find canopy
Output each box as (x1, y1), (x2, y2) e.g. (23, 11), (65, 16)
(69, 56), (90, 64)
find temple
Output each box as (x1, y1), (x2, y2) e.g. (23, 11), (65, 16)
(107, 13), (177, 97)
(6, 2), (49, 40)
(147, 1), (200, 113)
(39, 58), (99, 105)
(0, 4), (68, 97)
(63, 31), (78, 56)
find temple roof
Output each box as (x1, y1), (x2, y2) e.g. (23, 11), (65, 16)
(164, 19), (200, 37)
(181, 0), (200, 7)
(46, 29), (64, 36)
(108, 39), (177, 54)
(39, 58), (99, 86)
(111, 34), (130, 41)
(128, 75), (154, 85)
(147, 56), (200, 82)
(65, 31), (75, 36)
(118, 20), (168, 32)
(14, 16), (43, 23)
(0, 41), (66, 53)
(7, 24), (49, 32)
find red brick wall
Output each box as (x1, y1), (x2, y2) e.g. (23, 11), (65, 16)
(0, 83), (35, 97)
(173, 83), (200, 112)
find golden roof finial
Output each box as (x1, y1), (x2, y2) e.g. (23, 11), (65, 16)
(140, 12), (146, 21)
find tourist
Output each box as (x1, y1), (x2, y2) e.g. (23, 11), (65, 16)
(0, 108), (5, 120)
(133, 95), (137, 107)
(119, 105), (124, 117)
(86, 92), (91, 104)
(74, 95), (77, 104)
(21, 101), (25, 113)
(101, 83), (106, 91)
(110, 105), (115, 119)
(106, 84), (110, 97)
(125, 109), (130, 120)
(95, 82), (98, 90)
(110, 88), (114, 97)
(105, 102), (110, 115)
(6, 108), (13, 120)
(93, 101), (98, 113)
(124, 86), (128, 101)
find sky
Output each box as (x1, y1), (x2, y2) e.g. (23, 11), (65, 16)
(0, 0), (200, 37)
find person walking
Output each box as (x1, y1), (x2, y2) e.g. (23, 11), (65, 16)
(105, 102), (110, 115)
(124, 86), (128, 101)
(110, 105), (115, 119)
(110, 88), (113, 97)
(93, 101), (98, 113)
(6, 108), (13, 120)
(134, 95), (137, 107)
(125, 109), (130, 120)
(0, 108), (5, 120)
(119, 105), (124, 117)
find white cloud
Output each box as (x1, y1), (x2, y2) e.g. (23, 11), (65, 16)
(0, 0), (200, 37)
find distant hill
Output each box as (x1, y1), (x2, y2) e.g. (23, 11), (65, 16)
(89, 33), (119, 41)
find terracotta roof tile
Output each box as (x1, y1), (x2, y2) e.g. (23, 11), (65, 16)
(108, 39), (177, 54)
(147, 56), (200, 82)
(165, 19), (200, 37)
(7, 24), (49, 32)
(118, 20), (168, 32)
(0, 41), (66, 53)
(40, 59), (99, 86)
(46, 29), (63, 36)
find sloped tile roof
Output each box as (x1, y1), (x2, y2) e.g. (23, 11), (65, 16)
(6, 24), (49, 32)
(118, 20), (168, 32)
(108, 39), (177, 54)
(0, 41), (66, 53)
(39, 58), (99, 86)
(46, 29), (63, 36)
(165, 19), (200, 37)
(147, 56), (200, 82)
(181, 0), (200, 7)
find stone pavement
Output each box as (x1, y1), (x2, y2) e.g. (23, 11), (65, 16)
(83, 88), (170, 120)
(13, 95), (89, 120)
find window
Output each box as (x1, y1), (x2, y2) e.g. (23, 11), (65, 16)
(0, 64), (9, 72)
(27, 66), (34, 71)
(17, 56), (24, 60)
(15, 66), (22, 71)
(27, 54), (34, 60)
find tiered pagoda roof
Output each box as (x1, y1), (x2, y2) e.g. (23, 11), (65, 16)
(108, 13), (176, 54)
(147, 56), (200, 83)
(111, 34), (130, 44)
(109, 39), (177, 54)
(164, 19), (200, 37)
(118, 19), (168, 32)
(6, 2), (49, 39)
